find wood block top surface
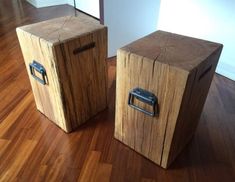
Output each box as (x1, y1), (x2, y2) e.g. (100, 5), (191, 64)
(16, 16), (105, 45)
(121, 30), (223, 72)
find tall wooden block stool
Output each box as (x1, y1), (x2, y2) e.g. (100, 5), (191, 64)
(115, 30), (223, 168)
(17, 16), (108, 133)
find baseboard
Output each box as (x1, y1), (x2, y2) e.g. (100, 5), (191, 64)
(26, 0), (67, 8)
(216, 62), (235, 81)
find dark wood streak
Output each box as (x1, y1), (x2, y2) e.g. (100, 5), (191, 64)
(59, 43), (76, 130)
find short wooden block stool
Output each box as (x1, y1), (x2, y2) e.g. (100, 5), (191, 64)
(115, 30), (223, 168)
(17, 16), (108, 133)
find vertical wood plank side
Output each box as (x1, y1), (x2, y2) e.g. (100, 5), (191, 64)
(16, 28), (44, 112)
(41, 40), (68, 132)
(163, 47), (223, 168)
(51, 45), (72, 132)
(54, 42), (79, 131)
(158, 67), (189, 168)
(16, 28), (68, 131)
(160, 69), (194, 168)
(92, 27), (108, 111)
(54, 28), (108, 131)
(115, 49), (189, 166)
(114, 49), (125, 141)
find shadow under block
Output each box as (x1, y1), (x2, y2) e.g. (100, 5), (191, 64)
(114, 30), (223, 168)
(16, 16), (108, 133)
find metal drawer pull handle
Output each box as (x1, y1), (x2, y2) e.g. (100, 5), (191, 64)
(73, 42), (95, 55)
(128, 88), (158, 117)
(29, 60), (47, 85)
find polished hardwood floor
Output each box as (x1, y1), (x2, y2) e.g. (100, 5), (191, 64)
(0, 1), (235, 181)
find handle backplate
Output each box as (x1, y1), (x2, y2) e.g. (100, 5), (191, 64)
(128, 88), (158, 117)
(29, 61), (47, 85)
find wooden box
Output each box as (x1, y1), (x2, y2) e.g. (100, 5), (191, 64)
(16, 16), (108, 133)
(115, 30), (223, 168)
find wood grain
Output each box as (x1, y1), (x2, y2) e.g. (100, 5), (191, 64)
(53, 26), (108, 130)
(78, 151), (112, 182)
(115, 31), (223, 168)
(0, 1), (235, 181)
(16, 16), (108, 132)
(18, 16), (104, 45)
(162, 47), (223, 168)
(115, 49), (189, 165)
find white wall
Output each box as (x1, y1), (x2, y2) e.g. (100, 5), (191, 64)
(104, 0), (161, 57)
(28, 0), (99, 18)
(67, 0), (74, 6)
(27, 0), (67, 8)
(158, 0), (235, 80)
(73, 0), (99, 18)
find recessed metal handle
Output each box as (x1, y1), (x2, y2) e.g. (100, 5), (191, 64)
(29, 61), (47, 85)
(73, 42), (95, 55)
(128, 88), (158, 117)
